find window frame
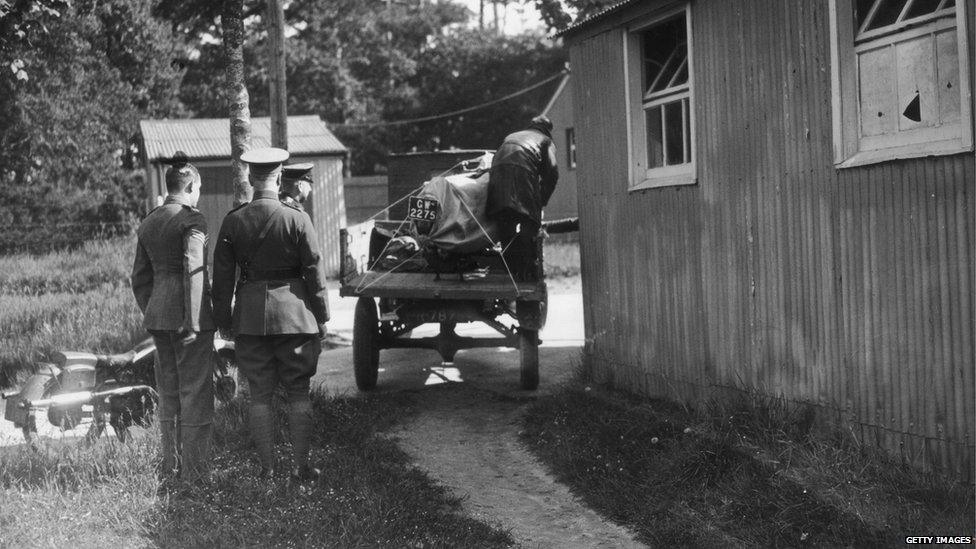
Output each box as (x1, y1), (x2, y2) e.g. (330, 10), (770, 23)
(623, 4), (697, 191)
(566, 127), (577, 170)
(829, 0), (973, 168)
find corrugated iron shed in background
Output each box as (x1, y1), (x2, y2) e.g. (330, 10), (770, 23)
(138, 115), (348, 275)
(139, 115), (346, 162)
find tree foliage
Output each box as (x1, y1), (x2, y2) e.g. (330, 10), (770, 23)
(0, 0), (571, 251)
(0, 0), (186, 250)
(529, 0), (618, 32)
(0, 0), (70, 80)
(176, 0), (565, 174)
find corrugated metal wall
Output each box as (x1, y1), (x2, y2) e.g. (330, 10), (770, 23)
(304, 156), (347, 276)
(541, 78), (580, 222)
(570, 0), (974, 479)
(345, 175), (389, 224)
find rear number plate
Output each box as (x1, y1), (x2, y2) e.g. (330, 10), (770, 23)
(408, 197), (438, 221)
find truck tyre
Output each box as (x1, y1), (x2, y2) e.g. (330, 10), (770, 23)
(519, 328), (539, 390)
(353, 297), (380, 391)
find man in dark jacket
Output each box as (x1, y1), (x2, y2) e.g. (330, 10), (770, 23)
(131, 151), (215, 483)
(212, 147), (329, 481)
(487, 115), (559, 279)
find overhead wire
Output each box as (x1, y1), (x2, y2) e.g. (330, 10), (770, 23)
(335, 69), (569, 128)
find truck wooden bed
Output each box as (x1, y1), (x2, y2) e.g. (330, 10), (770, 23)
(338, 219), (550, 391)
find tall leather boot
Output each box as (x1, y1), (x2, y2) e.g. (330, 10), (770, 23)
(180, 422), (212, 483)
(249, 403), (276, 476)
(158, 418), (178, 478)
(288, 400), (314, 477)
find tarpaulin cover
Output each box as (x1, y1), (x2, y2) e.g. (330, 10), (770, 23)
(417, 169), (500, 254)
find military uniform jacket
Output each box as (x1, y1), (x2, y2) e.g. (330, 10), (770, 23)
(212, 190), (329, 335)
(279, 194), (305, 214)
(131, 195), (215, 332)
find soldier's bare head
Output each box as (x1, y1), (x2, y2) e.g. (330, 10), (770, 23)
(249, 167), (281, 192)
(164, 151), (201, 205)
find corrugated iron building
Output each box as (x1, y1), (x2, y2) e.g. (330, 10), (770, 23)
(139, 116), (348, 274)
(541, 73), (581, 223)
(344, 175), (389, 224)
(563, 0), (974, 479)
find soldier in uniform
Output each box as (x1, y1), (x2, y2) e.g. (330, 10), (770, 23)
(279, 162), (314, 211)
(131, 151), (215, 483)
(212, 148), (329, 481)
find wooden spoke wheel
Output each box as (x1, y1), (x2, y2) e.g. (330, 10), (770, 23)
(353, 297), (381, 391)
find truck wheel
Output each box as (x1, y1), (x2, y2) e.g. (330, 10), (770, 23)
(353, 297), (380, 391)
(519, 328), (539, 390)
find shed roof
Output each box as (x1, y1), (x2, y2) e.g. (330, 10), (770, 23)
(555, 0), (640, 38)
(140, 115), (346, 163)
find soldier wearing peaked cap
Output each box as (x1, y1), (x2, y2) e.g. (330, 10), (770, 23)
(131, 151), (215, 483)
(280, 162), (314, 212)
(211, 147), (329, 482)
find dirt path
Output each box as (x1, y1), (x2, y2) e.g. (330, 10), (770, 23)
(393, 385), (645, 549)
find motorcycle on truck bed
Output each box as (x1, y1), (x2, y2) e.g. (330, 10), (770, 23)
(338, 154), (577, 391)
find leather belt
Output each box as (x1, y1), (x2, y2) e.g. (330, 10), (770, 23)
(241, 267), (302, 281)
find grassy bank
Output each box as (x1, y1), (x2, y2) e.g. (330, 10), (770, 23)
(521, 385), (975, 547)
(1, 390), (511, 547)
(0, 237), (144, 388)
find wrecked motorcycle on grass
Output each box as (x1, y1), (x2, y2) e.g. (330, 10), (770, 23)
(2, 336), (238, 443)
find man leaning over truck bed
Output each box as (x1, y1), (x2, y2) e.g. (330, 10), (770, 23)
(487, 115), (559, 280)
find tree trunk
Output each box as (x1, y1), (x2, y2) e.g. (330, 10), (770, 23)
(267, 0), (287, 149)
(223, 0), (252, 206)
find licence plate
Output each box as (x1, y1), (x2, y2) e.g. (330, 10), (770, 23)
(407, 197), (438, 221)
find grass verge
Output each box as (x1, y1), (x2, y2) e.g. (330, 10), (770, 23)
(520, 385), (974, 548)
(0, 237), (145, 389)
(1, 390), (512, 548)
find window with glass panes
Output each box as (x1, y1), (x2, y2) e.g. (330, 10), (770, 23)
(829, 0), (971, 167)
(641, 15), (691, 170)
(855, 0), (962, 146)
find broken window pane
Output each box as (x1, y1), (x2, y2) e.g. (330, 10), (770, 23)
(936, 28), (961, 124)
